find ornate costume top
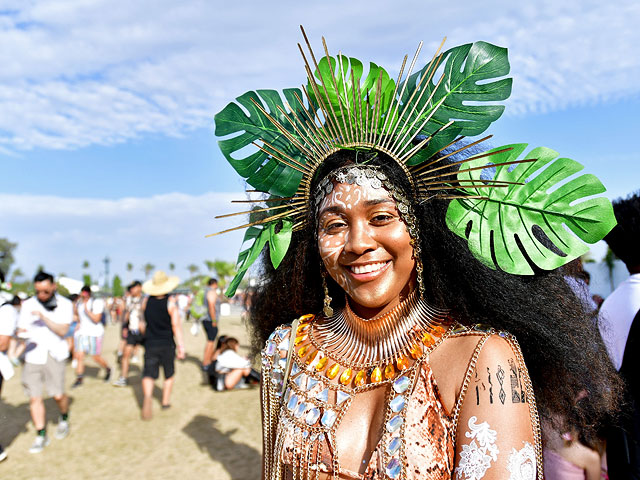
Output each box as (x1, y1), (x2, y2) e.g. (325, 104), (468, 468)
(261, 313), (540, 480)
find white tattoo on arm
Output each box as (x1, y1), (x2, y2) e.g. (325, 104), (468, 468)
(506, 442), (536, 480)
(455, 416), (499, 480)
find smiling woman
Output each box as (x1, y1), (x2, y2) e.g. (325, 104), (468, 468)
(213, 29), (621, 480)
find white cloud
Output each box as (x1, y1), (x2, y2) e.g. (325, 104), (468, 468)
(0, 191), (250, 283)
(0, 0), (638, 152)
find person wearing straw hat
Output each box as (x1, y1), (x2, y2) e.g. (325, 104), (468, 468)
(140, 270), (184, 420)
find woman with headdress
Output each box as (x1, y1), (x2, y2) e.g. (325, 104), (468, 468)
(213, 28), (620, 480)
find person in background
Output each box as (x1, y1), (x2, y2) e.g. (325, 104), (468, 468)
(201, 277), (220, 371)
(0, 269), (17, 462)
(214, 337), (260, 391)
(17, 271), (73, 453)
(64, 293), (78, 366)
(72, 286), (111, 387)
(113, 281), (144, 387)
(140, 271), (185, 420)
(598, 191), (640, 478)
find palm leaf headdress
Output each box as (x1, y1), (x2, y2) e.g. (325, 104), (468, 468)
(213, 27), (616, 296)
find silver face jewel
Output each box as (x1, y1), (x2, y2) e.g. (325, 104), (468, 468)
(392, 376), (411, 394)
(291, 363), (300, 376)
(386, 415), (404, 433)
(305, 407), (321, 426)
(278, 337), (290, 352)
(314, 388), (329, 403)
(389, 395), (406, 413)
(321, 409), (337, 428)
(386, 436), (401, 456)
(278, 357), (287, 370)
(385, 457), (401, 479)
(294, 374), (307, 389)
(336, 390), (350, 405)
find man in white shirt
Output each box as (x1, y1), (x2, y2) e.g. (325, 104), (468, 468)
(0, 269), (18, 462)
(17, 271), (73, 454)
(598, 192), (640, 477)
(72, 285), (111, 387)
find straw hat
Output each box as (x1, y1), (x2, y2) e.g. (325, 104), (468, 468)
(142, 271), (180, 296)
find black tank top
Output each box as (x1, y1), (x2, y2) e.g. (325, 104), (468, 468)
(144, 296), (174, 347)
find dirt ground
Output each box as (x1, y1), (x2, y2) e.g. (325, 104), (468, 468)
(0, 314), (262, 480)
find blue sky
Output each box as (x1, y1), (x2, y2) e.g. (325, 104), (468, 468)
(1, 0), (639, 288)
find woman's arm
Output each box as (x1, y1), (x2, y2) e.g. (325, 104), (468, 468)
(453, 334), (539, 480)
(169, 296), (185, 359)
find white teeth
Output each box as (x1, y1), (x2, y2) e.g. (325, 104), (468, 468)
(350, 262), (388, 274)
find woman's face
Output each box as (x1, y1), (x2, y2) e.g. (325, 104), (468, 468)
(317, 179), (416, 316)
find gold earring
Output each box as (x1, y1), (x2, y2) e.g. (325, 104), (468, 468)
(322, 272), (334, 317)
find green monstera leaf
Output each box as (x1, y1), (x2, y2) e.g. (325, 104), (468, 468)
(225, 218), (293, 297)
(215, 89), (313, 197)
(445, 144), (616, 274)
(400, 41), (512, 164)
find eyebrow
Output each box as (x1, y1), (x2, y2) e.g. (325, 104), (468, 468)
(318, 198), (395, 217)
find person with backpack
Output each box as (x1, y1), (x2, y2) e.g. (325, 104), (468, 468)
(71, 285), (111, 387)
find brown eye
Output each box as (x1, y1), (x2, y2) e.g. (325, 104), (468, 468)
(371, 213), (394, 223)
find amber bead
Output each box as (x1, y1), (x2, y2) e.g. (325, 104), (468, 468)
(370, 366), (382, 383)
(354, 370), (367, 387)
(422, 332), (434, 347)
(396, 355), (409, 371)
(297, 345), (310, 358)
(432, 325), (446, 335)
(384, 363), (395, 380)
(296, 323), (310, 335)
(305, 350), (319, 365)
(315, 356), (328, 372)
(294, 334), (307, 346)
(326, 363), (340, 380)
(410, 343), (423, 359)
(299, 314), (314, 324)
(339, 368), (353, 386)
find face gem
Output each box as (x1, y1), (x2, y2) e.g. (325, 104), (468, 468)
(336, 390), (351, 405)
(389, 395), (406, 413)
(386, 436), (401, 456)
(321, 409), (337, 428)
(305, 407), (321, 426)
(291, 363), (300, 376)
(287, 394), (298, 411)
(294, 374), (307, 389)
(386, 414), (404, 433)
(278, 357), (287, 370)
(278, 337), (290, 352)
(385, 457), (401, 479)
(294, 401), (307, 418)
(393, 376), (410, 394)
(315, 388), (329, 403)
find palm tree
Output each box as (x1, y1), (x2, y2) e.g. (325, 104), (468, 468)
(82, 260), (90, 269)
(169, 262), (175, 272)
(204, 260), (215, 274)
(126, 262), (133, 272)
(186, 264), (200, 278)
(142, 263), (155, 278)
(213, 260), (236, 288)
(10, 267), (24, 283)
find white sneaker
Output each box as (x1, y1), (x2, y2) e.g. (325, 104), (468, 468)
(112, 377), (127, 387)
(0, 445), (7, 462)
(29, 435), (50, 454)
(55, 420), (70, 439)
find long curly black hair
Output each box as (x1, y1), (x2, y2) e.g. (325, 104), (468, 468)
(248, 147), (621, 443)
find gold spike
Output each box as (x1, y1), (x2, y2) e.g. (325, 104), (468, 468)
(248, 98), (316, 160)
(411, 135), (494, 175)
(291, 90), (333, 152)
(381, 37), (446, 151)
(414, 145), (513, 179)
(388, 67), (446, 157)
(437, 194), (490, 200)
(321, 38), (351, 144)
(338, 52), (357, 144)
(299, 35), (344, 144)
(398, 120), (454, 164)
(420, 184), (508, 192)
(298, 86), (335, 153)
(418, 179), (523, 188)
(276, 104), (326, 160)
(378, 54), (407, 143)
(205, 205), (305, 237)
(214, 200), (306, 219)
(417, 158), (537, 183)
(370, 71), (385, 145)
(379, 40), (425, 151)
(231, 196), (299, 203)
(251, 142), (307, 174)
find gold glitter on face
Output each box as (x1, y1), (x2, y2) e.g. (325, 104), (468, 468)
(317, 181), (416, 317)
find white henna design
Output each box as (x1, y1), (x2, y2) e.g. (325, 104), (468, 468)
(506, 442), (535, 480)
(455, 416), (499, 480)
